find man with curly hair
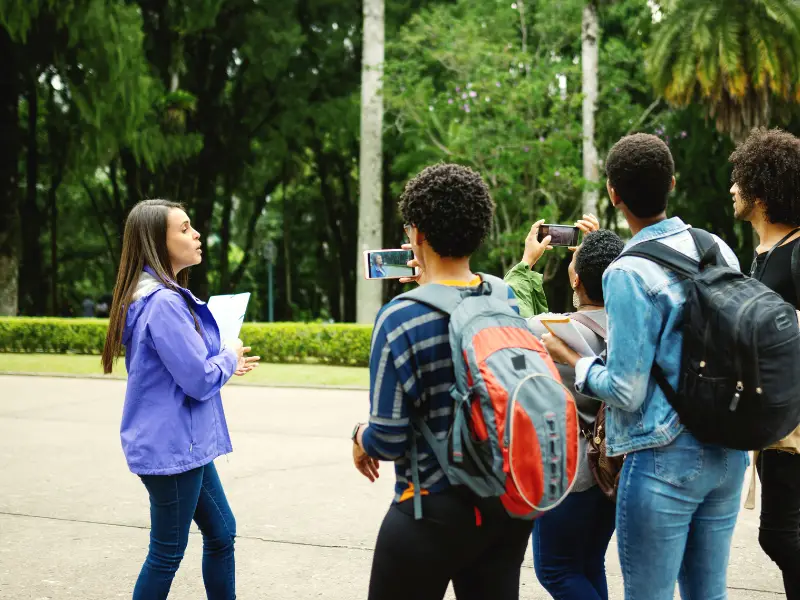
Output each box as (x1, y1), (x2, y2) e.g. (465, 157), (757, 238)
(543, 133), (747, 600)
(731, 127), (800, 599)
(349, 163), (533, 600)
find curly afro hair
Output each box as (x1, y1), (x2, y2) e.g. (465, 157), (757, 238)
(730, 128), (800, 226)
(575, 229), (625, 303)
(605, 133), (675, 219)
(398, 163), (495, 258)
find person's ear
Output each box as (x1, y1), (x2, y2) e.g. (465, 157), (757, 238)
(670, 176), (676, 192)
(572, 274), (581, 291)
(606, 180), (620, 207)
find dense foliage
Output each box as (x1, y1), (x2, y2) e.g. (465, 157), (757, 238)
(2, 0), (799, 322)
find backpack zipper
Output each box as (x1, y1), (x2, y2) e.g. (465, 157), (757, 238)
(506, 372), (580, 511)
(731, 290), (772, 399)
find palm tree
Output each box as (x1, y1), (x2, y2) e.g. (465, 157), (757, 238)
(647, 0), (800, 140)
(356, 0), (385, 324)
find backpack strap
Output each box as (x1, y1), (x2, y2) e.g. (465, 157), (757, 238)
(612, 231), (715, 409)
(688, 228), (725, 269)
(621, 241), (700, 279)
(569, 312), (607, 340)
(620, 227), (724, 279)
(396, 283), (464, 315)
(793, 241), (800, 306)
(397, 274), (510, 315)
(476, 273), (513, 302)
(751, 228), (800, 278)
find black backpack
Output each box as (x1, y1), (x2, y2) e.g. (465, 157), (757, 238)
(623, 228), (800, 450)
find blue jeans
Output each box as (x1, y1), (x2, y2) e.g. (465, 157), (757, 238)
(616, 433), (747, 600)
(532, 485), (616, 600)
(133, 462), (236, 600)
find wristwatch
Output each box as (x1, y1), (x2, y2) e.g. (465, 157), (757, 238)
(351, 422), (364, 443)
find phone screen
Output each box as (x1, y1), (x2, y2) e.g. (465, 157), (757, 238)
(538, 225), (579, 247)
(366, 250), (415, 279)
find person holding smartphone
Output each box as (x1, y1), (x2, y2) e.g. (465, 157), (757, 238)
(101, 199), (259, 600)
(503, 215), (600, 317)
(353, 164), (533, 600)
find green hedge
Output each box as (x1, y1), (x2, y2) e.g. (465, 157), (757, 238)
(0, 317), (373, 367)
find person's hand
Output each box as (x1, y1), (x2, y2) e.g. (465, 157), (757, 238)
(228, 338), (245, 371)
(523, 220), (552, 267)
(541, 332), (581, 368)
(227, 339), (259, 375)
(569, 214), (601, 251)
(399, 243), (426, 286)
(353, 441), (380, 482)
(234, 347), (260, 376)
(797, 310), (800, 325)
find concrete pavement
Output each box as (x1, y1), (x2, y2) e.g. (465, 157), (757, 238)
(0, 375), (786, 599)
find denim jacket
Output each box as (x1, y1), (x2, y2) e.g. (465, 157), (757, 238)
(575, 217), (740, 456)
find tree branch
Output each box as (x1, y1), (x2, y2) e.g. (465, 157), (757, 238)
(229, 173), (284, 289)
(83, 182), (117, 264)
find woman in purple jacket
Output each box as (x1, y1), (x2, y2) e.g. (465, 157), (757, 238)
(101, 199), (259, 600)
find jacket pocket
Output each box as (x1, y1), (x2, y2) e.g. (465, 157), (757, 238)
(187, 397), (195, 453)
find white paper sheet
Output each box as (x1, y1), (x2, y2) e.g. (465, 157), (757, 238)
(539, 317), (597, 358)
(207, 293), (251, 343)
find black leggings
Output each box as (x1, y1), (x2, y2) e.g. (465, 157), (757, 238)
(368, 490), (533, 600)
(758, 450), (800, 599)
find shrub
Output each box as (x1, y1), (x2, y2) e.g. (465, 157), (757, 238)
(0, 318), (373, 367)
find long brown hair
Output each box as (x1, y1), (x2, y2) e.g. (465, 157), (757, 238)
(102, 199), (190, 373)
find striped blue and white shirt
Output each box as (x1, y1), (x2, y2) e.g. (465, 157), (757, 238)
(361, 277), (519, 502)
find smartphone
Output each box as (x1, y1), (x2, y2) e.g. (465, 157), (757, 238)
(537, 224), (580, 247)
(363, 249), (417, 280)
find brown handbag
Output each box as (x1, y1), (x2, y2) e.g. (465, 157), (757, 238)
(570, 312), (625, 502)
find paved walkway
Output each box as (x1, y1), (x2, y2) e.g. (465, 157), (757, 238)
(0, 375), (785, 599)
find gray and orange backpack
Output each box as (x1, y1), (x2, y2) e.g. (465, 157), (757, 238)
(398, 275), (581, 520)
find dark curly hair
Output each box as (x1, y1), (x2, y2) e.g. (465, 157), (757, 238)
(575, 229), (625, 303)
(398, 163), (495, 258)
(605, 133), (675, 219)
(730, 128), (800, 226)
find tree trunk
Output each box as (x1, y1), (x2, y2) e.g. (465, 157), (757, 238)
(282, 174), (294, 320)
(581, 1), (600, 217)
(20, 77), (46, 315)
(219, 183), (233, 293)
(356, 0), (385, 324)
(49, 179), (59, 315)
(0, 29), (20, 316)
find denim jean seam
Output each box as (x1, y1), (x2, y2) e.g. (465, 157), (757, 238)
(200, 478), (236, 595)
(721, 448), (730, 488)
(619, 452), (633, 599)
(201, 481), (235, 540)
(171, 476), (181, 567)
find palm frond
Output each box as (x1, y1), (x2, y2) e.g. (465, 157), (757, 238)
(647, 0), (800, 136)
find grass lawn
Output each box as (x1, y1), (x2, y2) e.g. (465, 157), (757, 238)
(0, 353), (369, 389)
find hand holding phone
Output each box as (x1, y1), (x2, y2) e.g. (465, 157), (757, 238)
(363, 249), (418, 280)
(397, 244), (425, 286)
(523, 220), (553, 267)
(537, 224), (581, 247)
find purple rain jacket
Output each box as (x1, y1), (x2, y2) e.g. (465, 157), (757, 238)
(120, 266), (238, 475)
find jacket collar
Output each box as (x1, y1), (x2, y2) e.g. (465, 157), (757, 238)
(625, 216), (689, 250)
(142, 265), (205, 306)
